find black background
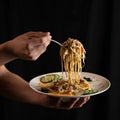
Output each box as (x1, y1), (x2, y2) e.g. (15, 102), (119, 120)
(0, 0), (120, 120)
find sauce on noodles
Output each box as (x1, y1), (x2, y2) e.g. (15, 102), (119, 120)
(39, 38), (92, 96)
(60, 38), (86, 84)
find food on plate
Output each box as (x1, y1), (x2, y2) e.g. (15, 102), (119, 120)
(38, 38), (97, 96)
(39, 74), (62, 89)
(60, 38), (86, 84)
(40, 74), (62, 83)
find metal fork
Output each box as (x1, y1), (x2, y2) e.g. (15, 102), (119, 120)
(51, 39), (62, 46)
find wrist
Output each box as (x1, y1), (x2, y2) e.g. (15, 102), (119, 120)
(0, 42), (17, 65)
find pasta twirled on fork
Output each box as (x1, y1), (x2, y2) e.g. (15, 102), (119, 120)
(60, 38), (86, 84)
(39, 38), (92, 96)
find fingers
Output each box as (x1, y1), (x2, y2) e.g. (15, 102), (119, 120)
(25, 31), (52, 60)
(58, 98), (80, 109)
(27, 44), (47, 60)
(26, 31), (50, 38)
(27, 31), (51, 48)
(55, 97), (90, 110)
(72, 96), (90, 108)
(27, 37), (50, 50)
(40, 96), (90, 110)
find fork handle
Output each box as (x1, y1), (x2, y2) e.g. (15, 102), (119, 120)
(51, 39), (62, 46)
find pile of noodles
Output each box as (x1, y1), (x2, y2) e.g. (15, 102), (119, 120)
(60, 38), (86, 84)
(39, 38), (91, 96)
(53, 38), (91, 95)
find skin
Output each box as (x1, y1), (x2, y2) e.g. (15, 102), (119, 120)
(0, 31), (90, 109)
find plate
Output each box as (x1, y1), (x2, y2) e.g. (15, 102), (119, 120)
(29, 72), (111, 98)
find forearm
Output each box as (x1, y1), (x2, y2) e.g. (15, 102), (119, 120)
(0, 32), (51, 66)
(0, 66), (91, 109)
(0, 66), (43, 105)
(0, 43), (16, 66)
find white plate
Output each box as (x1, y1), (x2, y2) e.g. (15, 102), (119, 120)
(29, 72), (111, 98)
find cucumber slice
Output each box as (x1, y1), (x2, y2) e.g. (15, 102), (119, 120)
(40, 74), (62, 83)
(83, 89), (98, 95)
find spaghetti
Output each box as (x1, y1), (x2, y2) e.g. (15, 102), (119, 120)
(60, 38), (86, 84)
(39, 38), (92, 96)
(51, 38), (91, 95)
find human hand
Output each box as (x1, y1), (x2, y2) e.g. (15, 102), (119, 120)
(3, 31), (51, 61)
(56, 97), (90, 109)
(38, 95), (90, 110)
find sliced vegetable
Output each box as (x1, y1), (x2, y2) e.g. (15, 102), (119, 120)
(40, 74), (62, 83)
(83, 89), (98, 95)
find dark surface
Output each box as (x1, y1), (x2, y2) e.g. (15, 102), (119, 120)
(0, 0), (120, 120)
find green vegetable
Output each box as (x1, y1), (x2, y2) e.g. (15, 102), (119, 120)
(83, 89), (98, 95)
(40, 74), (62, 83)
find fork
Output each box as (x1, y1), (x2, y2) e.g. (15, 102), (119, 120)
(51, 39), (62, 46)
